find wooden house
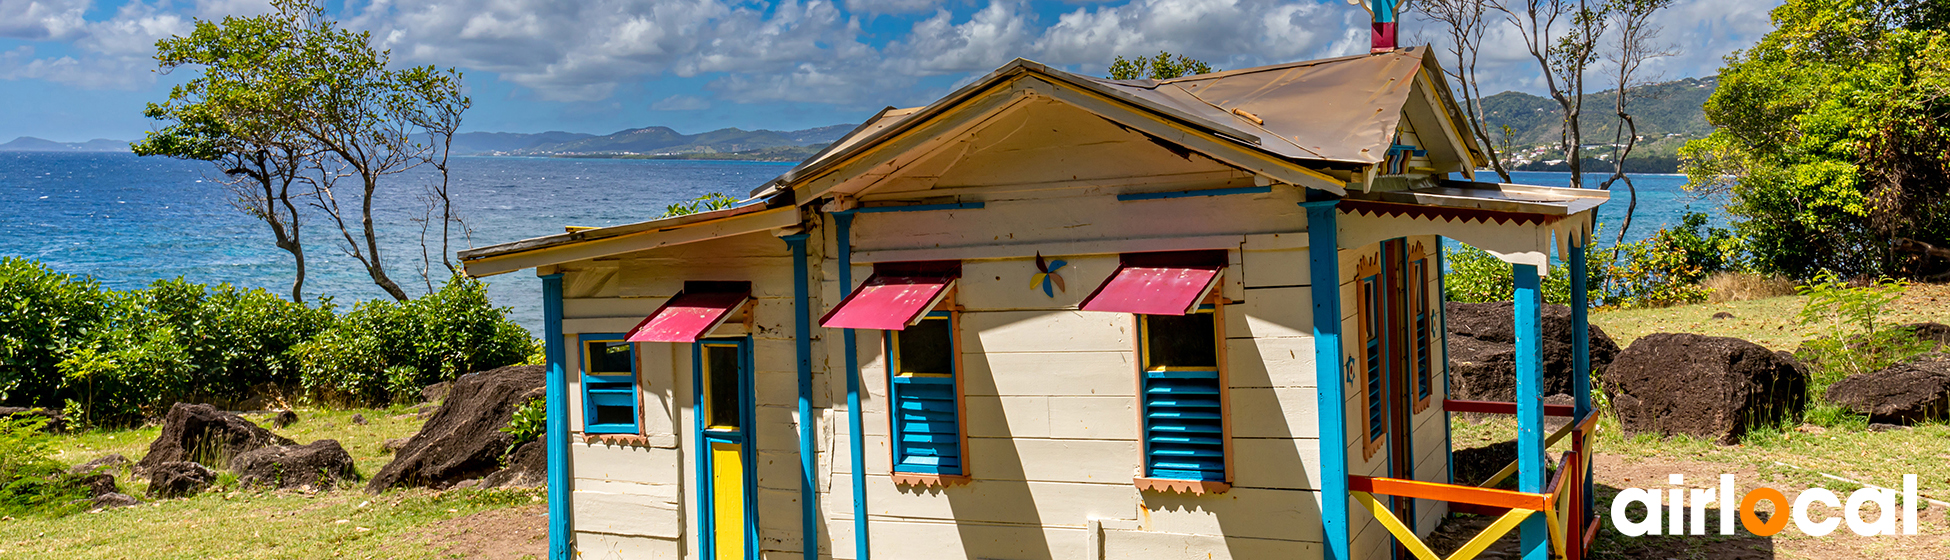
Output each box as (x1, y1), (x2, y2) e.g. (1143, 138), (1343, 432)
(461, 45), (1605, 560)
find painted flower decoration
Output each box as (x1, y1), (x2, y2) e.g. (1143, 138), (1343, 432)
(1031, 252), (1067, 297)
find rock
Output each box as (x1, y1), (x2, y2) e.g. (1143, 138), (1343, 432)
(351, 414), (367, 425)
(270, 410), (299, 428)
(69, 453), (130, 475)
(0, 406), (66, 433)
(380, 438), (410, 453)
(368, 365), (544, 492)
(231, 440), (359, 491)
(135, 403), (296, 474)
(1603, 333), (1809, 444)
(1712, 311), (1735, 320)
(1901, 322), (1950, 348)
(416, 405), (437, 419)
(1445, 302), (1621, 403)
(91, 492), (139, 510)
(146, 461), (218, 499)
(1451, 441), (1517, 489)
(1869, 423), (1913, 432)
(1823, 354), (1950, 424)
(421, 381), (454, 404)
(76, 473), (118, 498)
(480, 441), (547, 488)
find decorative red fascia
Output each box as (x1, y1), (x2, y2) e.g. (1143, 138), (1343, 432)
(1339, 199), (1563, 227)
(584, 434), (653, 448)
(892, 473), (972, 489)
(1134, 477), (1232, 495)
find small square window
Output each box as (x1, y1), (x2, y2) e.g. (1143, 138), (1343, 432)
(704, 343), (743, 431)
(888, 310), (965, 478)
(581, 336), (638, 435)
(1142, 312), (1218, 370)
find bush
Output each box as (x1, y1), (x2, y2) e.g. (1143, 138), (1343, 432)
(0, 416), (90, 516)
(294, 275), (531, 405)
(500, 397), (545, 461)
(1442, 244), (1605, 305)
(0, 258), (110, 408)
(1792, 271), (1931, 427)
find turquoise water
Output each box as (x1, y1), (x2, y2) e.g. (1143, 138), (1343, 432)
(0, 153), (1721, 334)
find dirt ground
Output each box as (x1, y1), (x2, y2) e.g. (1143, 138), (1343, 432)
(1424, 454), (1950, 560)
(408, 503), (548, 560)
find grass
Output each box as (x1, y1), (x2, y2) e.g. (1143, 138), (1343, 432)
(1591, 282), (1950, 350)
(0, 405), (542, 559)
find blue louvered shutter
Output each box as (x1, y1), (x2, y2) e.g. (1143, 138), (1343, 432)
(1143, 368), (1225, 481)
(1412, 260), (1432, 401)
(891, 375), (961, 474)
(1363, 276), (1385, 443)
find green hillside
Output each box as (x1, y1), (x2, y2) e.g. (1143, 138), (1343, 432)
(1479, 76), (1716, 168)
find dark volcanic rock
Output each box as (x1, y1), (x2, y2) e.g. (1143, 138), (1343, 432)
(1445, 302), (1621, 403)
(231, 440), (359, 490)
(1901, 322), (1950, 349)
(421, 381), (453, 404)
(136, 403), (296, 474)
(351, 414), (368, 425)
(92, 492), (139, 509)
(269, 410), (299, 428)
(1824, 354), (1950, 424)
(1712, 311), (1735, 320)
(367, 365), (545, 492)
(76, 472), (118, 498)
(146, 461), (217, 499)
(480, 441), (546, 488)
(70, 453), (130, 475)
(0, 406), (66, 433)
(1603, 333), (1809, 444)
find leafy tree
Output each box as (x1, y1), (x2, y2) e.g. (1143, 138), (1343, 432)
(1497, 0), (1610, 190)
(1108, 51), (1217, 80)
(1680, 0), (1950, 279)
(1595, 0), (1675, 244)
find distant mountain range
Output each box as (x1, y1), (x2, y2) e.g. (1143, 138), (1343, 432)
(0, 137), (131, 152)
(471, 124), (854, 157)
(1481, 76), (1716, 150)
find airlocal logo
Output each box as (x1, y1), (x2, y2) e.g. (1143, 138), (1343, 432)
(1612, 474), (1921, 537)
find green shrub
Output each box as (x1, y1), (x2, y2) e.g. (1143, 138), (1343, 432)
(500, 397), (546, 461)
(0, 416), (90, 516)
(0, 258), (110, 408)
(295, 275), (530, 405)
(1442, 244), (1604, 305)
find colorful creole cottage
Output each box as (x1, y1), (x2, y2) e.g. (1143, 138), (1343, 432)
(459, 32), (1606, 560)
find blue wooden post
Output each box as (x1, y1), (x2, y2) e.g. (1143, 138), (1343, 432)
(833, 212), (870, 560)
(1571, 237), (1594, 524)
(784, 233), (819, 560)
(1300, 201), (1349, 560)
(1437, 239), (1455, 486)
(1513, 264), (1547, 560)
(542, 273), (572, 560)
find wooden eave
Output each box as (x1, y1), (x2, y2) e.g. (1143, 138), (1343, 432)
(458, 204), (801, 277)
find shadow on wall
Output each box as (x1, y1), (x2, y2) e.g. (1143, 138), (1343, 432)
(942, 333), (1056, 559)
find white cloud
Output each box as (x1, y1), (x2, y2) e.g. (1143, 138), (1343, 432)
(0, 0), (90, 40)
(0, 45), (156, 89)
(651, 94), (711, 110)
(844, 0), (939, 15)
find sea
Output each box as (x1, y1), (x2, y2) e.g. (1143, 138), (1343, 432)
(0, 152), (1726, 335)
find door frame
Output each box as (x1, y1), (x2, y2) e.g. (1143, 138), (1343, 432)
(1381, 238), (1419, 556)
(694, 336), (758, 560)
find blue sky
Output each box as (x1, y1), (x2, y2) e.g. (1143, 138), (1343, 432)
(1, 0), (1785, 142)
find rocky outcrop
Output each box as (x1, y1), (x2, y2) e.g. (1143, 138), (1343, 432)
(367, 365), (545, 492)
(269, 410), (299, 429)
(70, 453), (130, 475)
(1446, 302), (1621, 402)
(0, 406), (66, 433)
(92, 492), (139, 509)
(136, 403), (295, 474)
(480, 441), (546, 489)
(231, 440), (359, 491)
(146, 461), (218, 499)
(1603, 333), (1809, 444)
(1824, 353), (1950, 424)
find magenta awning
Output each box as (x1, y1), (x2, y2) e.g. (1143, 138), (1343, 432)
(627, 283), (751, 343)
(1079, 251), (1226, 315)
(820, 275), (957, 331)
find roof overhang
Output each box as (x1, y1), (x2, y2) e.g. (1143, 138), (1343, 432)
(458, 204), (801, 277)
(1337, 180), (1610, 273)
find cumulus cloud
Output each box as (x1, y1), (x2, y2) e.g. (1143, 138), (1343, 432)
(0, 45), (157, 89)
(0, 0), (90, 40)
(843, 0), (938, 15)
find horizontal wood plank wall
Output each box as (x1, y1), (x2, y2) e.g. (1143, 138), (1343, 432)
(848, 187), (1306, 262)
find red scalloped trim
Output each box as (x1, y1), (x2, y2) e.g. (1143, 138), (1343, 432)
(584, 434), (652, 448)
(892, 473), (972, 488)
(1134, 477), (1231, 495)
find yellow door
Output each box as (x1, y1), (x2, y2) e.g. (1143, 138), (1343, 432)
(710, 441), (746, 560)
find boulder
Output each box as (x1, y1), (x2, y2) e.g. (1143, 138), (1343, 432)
(1712, 311), (1735, 320)
(0, 406), (65, 433)
(480, 441), (546, 489)
(421, 381), (453, 404)
(92, 492), (139, 510)
(231, 440), (359, 491)
(135, 403), (296, 475)
(1445, 302), (1621, 403)
(76, 472), (118, 498)
(367, 365), (545, 492)
(1823, 353), (1950, 424)
(351, 414), (368, 426)
(1901, 322), (1950, 349)
(269, 410), (299, 428)
(69, 453), (130, 475)
(146, 461), (217, 499)
(1603, 333), (1809, 444)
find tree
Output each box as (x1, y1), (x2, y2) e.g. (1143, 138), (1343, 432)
(141, 0), (470, 302)
(1496, 0), (1609, 190)
(1681, 0), (1950, 278)
(137, 10), (320, 302)
(1421, 0), (1515, 181)
(1108, 51), (1217, 80)
(1596, 0), (1675, 244)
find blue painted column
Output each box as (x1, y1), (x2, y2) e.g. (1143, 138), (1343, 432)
(542, 273), (572, 560)
(1300, 200), (1349, 560)
(1570, 237), (1594, 525)
(1513, 264), (1547, 560)
(833, 212), (870, 560)
(1437, 239), (1455, 486)
(784, 233), (819, 560)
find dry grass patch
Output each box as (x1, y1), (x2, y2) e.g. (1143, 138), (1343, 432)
(1705, 271), (1801, 303)
(1592, 282), (1950, 350)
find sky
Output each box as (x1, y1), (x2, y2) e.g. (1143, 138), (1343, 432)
(0, 0), (1786, 143)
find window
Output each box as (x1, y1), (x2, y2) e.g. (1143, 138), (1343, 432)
(702, 342), (744, 431)
(888, 308), (964, 478)
(581, 336), (639, 434)
(1356, 254), (1386, 462)
(1139, 304), (1226, 484)
(1408, 243), (1434, 413)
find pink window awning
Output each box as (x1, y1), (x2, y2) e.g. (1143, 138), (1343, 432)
(820, 261), (961, 331)
(627, 282), (752, 343)
(1079, 250), (1226, 315)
